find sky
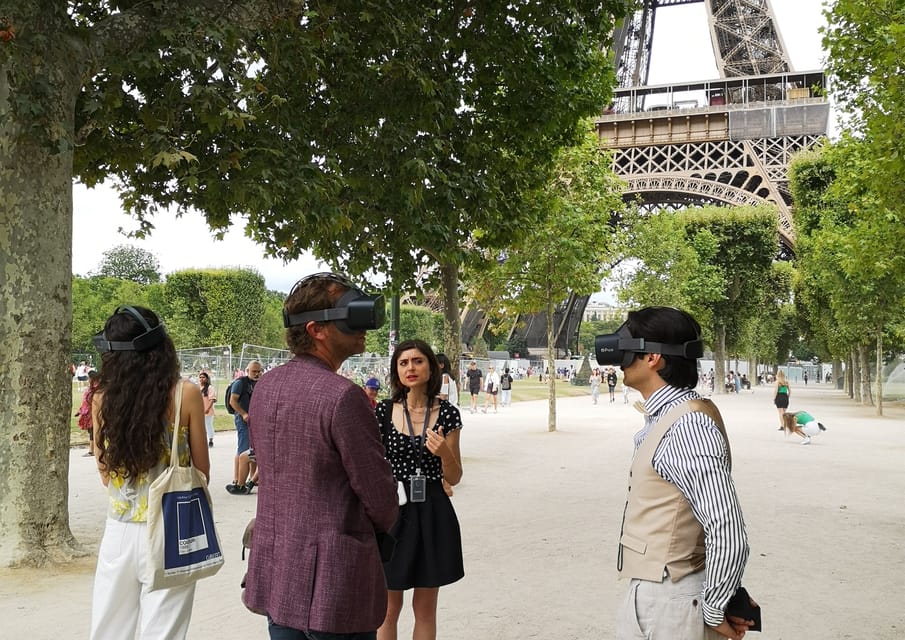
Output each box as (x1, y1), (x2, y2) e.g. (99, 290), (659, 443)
(72, 1), (828, 295)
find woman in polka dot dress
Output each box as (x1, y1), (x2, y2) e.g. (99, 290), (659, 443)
(376, 339), (464, 640)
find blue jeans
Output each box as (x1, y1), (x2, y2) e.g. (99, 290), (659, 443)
(267, 618), (376, 640)
(234, 414), (250, 453)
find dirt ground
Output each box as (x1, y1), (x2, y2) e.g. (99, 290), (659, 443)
(2, 382), (904, 639)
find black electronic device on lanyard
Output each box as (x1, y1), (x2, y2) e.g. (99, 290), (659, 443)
(402, 396), (432, 503)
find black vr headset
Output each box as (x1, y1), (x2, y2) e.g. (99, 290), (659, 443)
(93, 305), (168, 352)
(595, 321), (703, 369)
(282, 273), (385, 335)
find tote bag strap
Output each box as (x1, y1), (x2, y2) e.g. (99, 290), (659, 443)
(168, 379), (184, 468)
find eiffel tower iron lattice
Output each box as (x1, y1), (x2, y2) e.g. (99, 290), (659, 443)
(491, 0), (828, 357)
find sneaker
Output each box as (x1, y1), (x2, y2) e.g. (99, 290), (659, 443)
(801, 436), (811, 445)
(226, 482), (248, 495)
(208, 439), (214, 447)
(245, 480), (257, 494)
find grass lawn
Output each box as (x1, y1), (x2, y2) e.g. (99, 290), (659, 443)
(451, 377), (591, 405)
(70, 378), (593, 446)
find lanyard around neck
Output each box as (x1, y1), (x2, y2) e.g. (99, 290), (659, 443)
(402, 396), (432, 469)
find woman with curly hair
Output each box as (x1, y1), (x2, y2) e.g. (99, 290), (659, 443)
(89, 306), (209, 640)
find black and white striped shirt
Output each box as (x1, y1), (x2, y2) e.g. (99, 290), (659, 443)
(634, 384), (750, 627)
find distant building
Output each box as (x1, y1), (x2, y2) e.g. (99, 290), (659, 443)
(582, 301), (624, 323)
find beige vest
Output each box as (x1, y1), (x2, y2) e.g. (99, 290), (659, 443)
(617, 399), (730, 583)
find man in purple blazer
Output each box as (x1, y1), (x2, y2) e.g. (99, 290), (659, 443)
(245, 273), (399, 640)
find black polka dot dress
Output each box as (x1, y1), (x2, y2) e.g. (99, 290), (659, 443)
(376, 398), (464, 590)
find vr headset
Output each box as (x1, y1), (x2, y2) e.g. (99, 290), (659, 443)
(93, 305), (168, 352)
(282, 273), (385, 335)
(595, 322), (703, 368)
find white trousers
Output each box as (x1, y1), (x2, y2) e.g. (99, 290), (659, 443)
(616, 571), (722, 640)
(90, 518), (196, 640)
(800, 420), (821, 436)
(204, 415), (215, 440)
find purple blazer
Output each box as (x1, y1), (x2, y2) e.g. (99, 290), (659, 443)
(244, 354), (398, 633)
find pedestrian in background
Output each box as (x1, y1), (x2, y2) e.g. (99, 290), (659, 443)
(606, 368), (618, 403)
(590, 368), (602, 405)
(482, 366), (500, 413)
(226, 361), (262, 495)
(465, 361), (482, 414)
(773, 370), (791, 431)
(436, 353), (458, 407)
(782, 410), (826, 445)
(499, 367), (514, 407)
(364, 377), (382, 409)
(198, 371), (216, 447)
(77, 370), (101, 456)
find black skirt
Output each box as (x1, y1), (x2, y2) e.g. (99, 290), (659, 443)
(383, 480), (464, 590)
(774, 392), (789, 409)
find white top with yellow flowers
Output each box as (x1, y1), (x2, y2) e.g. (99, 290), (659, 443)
(106, 423), (190, 522)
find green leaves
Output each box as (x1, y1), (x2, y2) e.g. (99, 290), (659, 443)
(95, 244), (162, 284)
(617, 205), (777, 353)
(150, 149), (198, 169)
(467, 125), (625, 320)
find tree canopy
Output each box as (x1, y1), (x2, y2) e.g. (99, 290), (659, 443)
(94, 244), (161, 284)
(617, 205), (777, 392)
(0, 1), (630, 565)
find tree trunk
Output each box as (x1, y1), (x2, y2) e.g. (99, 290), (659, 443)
(440, 262), (462, 380)
(713, 325), (727, 394)
(858, 343), (873, 406)
(0, 59), (84, 566)
(849, 350), (858, 401)
(875, 330), (883, 416)
(546, 297), (556, 432)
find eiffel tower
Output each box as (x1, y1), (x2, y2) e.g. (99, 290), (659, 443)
(472, 0), (829, 356)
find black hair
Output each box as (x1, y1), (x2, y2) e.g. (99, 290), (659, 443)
(96, 306), (179, 480)
(389, 339), (443, 402)
(625, 307), (701, 389)
(436, 353), (453, 372)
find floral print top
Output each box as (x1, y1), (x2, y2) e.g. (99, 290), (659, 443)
(105, 423), (190, 522)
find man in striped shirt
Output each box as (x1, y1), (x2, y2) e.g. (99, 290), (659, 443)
(611, 307), (756, 640)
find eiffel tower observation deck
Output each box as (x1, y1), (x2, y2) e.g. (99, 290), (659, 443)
(599, 0), (829, 252)
(472, 0), (827, 355)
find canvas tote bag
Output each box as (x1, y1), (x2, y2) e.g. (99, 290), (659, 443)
(145, 380), (224, 591)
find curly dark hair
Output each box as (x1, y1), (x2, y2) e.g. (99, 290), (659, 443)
(95, 306), (180, 480)
(389, 339), (442, 402)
